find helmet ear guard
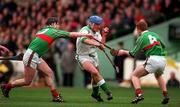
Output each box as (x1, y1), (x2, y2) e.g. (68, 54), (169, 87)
(89, 15), (103, 25)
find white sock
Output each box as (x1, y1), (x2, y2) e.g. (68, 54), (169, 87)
(97, 79), (105, 86)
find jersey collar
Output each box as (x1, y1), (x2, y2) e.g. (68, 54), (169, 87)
(44, 26), (53, 28)
(141, 30), (149, 35)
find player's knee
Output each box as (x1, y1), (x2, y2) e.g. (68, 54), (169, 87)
(130, 75), (133, 80)
(47, 70), (54, 78)
(91, 71), (99, 77)
(131, 71), (139, 77)
(131, 73), (134, 78)
(24, 80), (32, 85)
(131, 74), (137, 80)
(50, 71), (54, 77)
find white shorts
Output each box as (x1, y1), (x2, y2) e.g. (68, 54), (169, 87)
(76, 53), (99, 69)
(23, 49), (41, 69)
(144, 55), (166, 74)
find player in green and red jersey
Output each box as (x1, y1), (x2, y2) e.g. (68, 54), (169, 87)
(1, 17), (94, 103)
(110, 20), (169, 104)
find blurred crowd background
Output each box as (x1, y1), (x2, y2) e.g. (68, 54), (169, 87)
(0, 0), (179, 56)
(0, 0), (179, 87)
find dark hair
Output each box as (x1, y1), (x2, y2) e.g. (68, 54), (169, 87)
(136, 20), (148, 31)
(46, 17), (59, 25)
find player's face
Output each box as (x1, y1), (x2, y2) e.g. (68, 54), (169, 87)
(92, 23), (101, 32)
(52, 23), (60, 29)
(137, 28), (142, 36)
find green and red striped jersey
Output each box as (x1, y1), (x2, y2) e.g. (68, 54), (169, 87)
(28, 26), (70, 57)
(129, 30), (165, 57)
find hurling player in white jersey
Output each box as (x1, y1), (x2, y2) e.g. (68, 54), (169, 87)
(76, 15), (113, 102)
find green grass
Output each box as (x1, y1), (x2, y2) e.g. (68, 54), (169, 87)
(0, 87), (180, 107)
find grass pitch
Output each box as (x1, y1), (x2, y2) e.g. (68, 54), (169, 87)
(0, 87), (180, 107)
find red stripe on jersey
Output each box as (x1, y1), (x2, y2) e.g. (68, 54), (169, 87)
(36, 34), (54, 47)
(144, 41), (160, 51)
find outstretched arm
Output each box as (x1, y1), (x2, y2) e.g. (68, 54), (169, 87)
(111, 36), (143, 57)
(82, 38), (105, 50)
(69, 32), (94, 39)
(110, 49), (130, 56)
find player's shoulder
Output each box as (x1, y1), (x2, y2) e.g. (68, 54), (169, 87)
(80, 26), (90, 34)
(142, 31), (156, 37)
(80, 26), (90, 31)
(148, 31), (160, 38)
(145, 31), (158, 35)
(36, 26), (50, 34)
(40, 26), (56, 32)
(42, 26), (53, 29)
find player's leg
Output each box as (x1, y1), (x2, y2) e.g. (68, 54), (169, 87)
(91, 77), (99, 96)
(37, 58), (63, 102)
(95, 67), (113, 100)
(131, 65), (148, 95)
(82, 61), (112, 100)
(131, 64), (148, 104)
(1, 50), (37, 98)
(154, 73), (169, 104)
(1, 66), (36, 98)
(82, 61), (103, 102)
(91, 78), (104, 102)
(38, 59), (56, 90)
(153, 56), (169, 104)
(13, 66), (36, 86)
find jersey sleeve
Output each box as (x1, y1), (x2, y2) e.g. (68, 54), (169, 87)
(79, 29), (89, 42)
(52, 29), (70, 38)
(129, 36), (143, 57)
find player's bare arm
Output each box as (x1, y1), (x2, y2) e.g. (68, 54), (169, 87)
(69, 32), (94, 39)
(110, 49), (129, 56)
(83, 39), (105, 50)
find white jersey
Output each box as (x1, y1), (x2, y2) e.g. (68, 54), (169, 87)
(76, 26), (102, 55)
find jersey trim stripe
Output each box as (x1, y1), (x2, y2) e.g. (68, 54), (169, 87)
(36, 34), (54, 44)
(27, 51), (35, 67)
(144, 41), (160, 51)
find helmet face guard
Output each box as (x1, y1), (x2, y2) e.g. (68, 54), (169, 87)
(89, 15), (102, 25)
